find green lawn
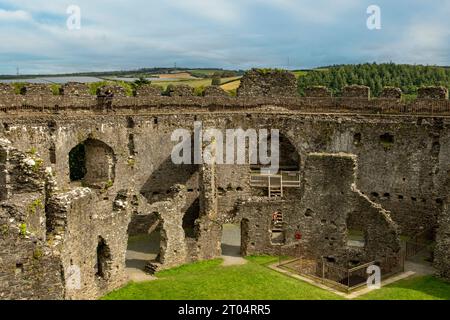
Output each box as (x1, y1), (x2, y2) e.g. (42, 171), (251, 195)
(103, 257), (341, 300)
(359, 275), (450, 300)
(102, 256), (450, 300)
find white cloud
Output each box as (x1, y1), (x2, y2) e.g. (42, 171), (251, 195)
(358, 22), (450, 65)
(0, 9), (32, 21)
(0, 0), (448, 73)
(166, 0), (241, 23)
(253, 0), (360, 23)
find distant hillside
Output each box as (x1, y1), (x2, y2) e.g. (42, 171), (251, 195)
(298, 63), (450, 97)
(0, 67), (242, 80)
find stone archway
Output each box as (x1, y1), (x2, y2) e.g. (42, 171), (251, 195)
(69, 138), (116, 188)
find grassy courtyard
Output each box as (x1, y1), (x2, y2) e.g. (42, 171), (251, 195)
(103, 256), (450, 300)
(358, 275), (450, 300)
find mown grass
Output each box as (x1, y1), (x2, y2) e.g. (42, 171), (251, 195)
(102, 255), (450, 300)
(102, 257), (342, 300)
(358, 276), (450, 300)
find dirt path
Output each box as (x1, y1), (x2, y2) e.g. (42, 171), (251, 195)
(221, 224), (247, 266)
(125, 233), (160, 282)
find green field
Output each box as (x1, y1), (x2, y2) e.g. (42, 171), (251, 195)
(152, 76), (241, 90)
(102, 256), (450, 300)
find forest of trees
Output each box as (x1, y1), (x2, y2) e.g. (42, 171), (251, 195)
(298, 63), (450, 97)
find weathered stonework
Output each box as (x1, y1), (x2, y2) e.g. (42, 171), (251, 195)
(145, 185), (189, 272)
(167, 84), (194, 97)
(239, 153), (400, 265)
(381, 87), (402, 99)
(435, 201), (450, 279)
(418, 86), (449, 100)
(25, 84), (53, 96)
(203, 85), (229, 97)
(304, 86), (332, 97)
(0, 71), (450, 299)
(342, 85), (370, 99)
(97, 85), (126, 97)
(237, 69), (298, 97)
(135, 84), (163, 97)
(0, 141), (64, 299)
(62, 82), (91, 97)
(0, 84), (14, 96)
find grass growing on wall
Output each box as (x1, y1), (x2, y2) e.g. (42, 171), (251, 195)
(88, 81), (135, 96)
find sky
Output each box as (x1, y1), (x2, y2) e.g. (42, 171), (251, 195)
(0, 0), (449, 74)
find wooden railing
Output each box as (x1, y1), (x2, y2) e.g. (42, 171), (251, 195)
(250, 170), (301, 197)
(250, 170), (301, 188)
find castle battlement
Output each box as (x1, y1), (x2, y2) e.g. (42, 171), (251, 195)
(0, 89), (449, 115)
(0, 69), (448, 115)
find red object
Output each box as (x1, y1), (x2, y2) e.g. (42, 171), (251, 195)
(295, 231), (302, 240)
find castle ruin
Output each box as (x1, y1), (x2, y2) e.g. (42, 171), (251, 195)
(0, 70), (449, 299)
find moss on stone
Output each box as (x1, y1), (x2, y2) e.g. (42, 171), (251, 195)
(28, 198), (44, 215)
(19, 223), (27, 236)
(33, 247), (43, 260)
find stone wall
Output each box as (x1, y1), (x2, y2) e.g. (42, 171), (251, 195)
(1, 86), (450, 299)
(203, 85), (228, 97)
(304, 86), (332, 97)
(0, 141), (64, 299)
(435, 201), (450, 279)
(167, 84), (194, 97)
(97, 85), (126, 97)
(46, 186), (132, 300)
(342, 85), (370, 99)
(25, 84), (54, 96)
(135, 84), (163, 97)
(0, 84), (14, 96)
(418, 86), (449, 100)
(238, 153), (400, 265)
(237, 69), (298, 97)
(145, 185), (189, 272)
(381, 87), (402, 99)
(62, 82), (90, 97)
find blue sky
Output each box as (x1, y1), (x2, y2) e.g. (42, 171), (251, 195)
(0, 0), (449, 74)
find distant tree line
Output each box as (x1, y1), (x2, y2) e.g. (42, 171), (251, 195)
(298, 63), (450, 97)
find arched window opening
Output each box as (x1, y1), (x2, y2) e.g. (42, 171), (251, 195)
(69, 139), (115, 187)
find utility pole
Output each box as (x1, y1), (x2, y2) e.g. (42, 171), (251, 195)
(16, 66), (19, 76)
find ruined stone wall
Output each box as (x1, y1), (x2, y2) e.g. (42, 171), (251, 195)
(47, 187), (132, 300)
(435, 201), (450, 279)
(1, 111), (447, 236)
(0, 142), (64, 299)
(237, 69), (298, 97)
(238, 153), (400, 265)
(1, 93), (450, 298)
